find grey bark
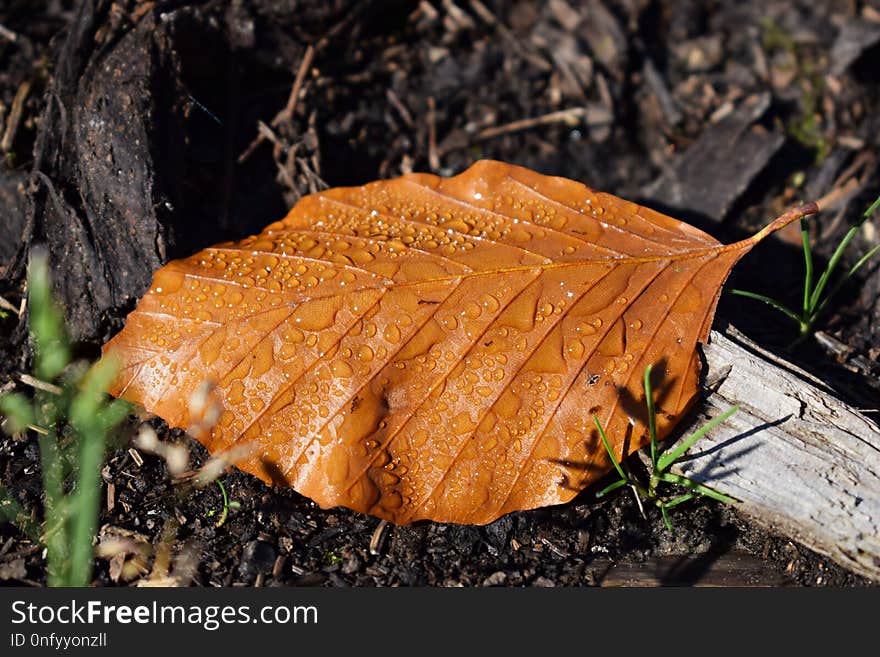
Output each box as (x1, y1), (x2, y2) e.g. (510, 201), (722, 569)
(672, 328), (880, 581)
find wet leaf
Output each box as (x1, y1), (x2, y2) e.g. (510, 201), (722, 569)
(102, 161), (815, 524)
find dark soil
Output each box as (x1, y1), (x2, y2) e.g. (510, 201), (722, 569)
(1, 0), (879, 587)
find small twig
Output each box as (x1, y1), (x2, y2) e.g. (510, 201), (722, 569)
(278, 45), (316, 128)
(128, 447), (144, 468)
(427, 96), (439, 171)
(469, 0), (551, 72)
(386, 88), (414, 127)
(0, 23), (19, 43)
(18, 374), (62, 395)
(813, 177), (861, 214)
(369, 519), (389, 555)
(813, 330), (853, 360)
(817, 151), (874, 241)
(630, 484), (646, 518)
(415, 0), (439, 22)
(466, 0), (497, 24)
(475, 106), (607, 142)
(9, 544), (48, 560)
(1, 80), (32, 153)
(238, 45), (315, 164)
(550, 51), (588, 101)
(442, 0), (476, 30)
(256, 120), (299, 192)
(0, 294), (21, 316)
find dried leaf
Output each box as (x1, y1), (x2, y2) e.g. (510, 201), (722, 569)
(102, 161), (815, 524)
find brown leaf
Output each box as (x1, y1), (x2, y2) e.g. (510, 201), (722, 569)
(102, 161), (816, 524)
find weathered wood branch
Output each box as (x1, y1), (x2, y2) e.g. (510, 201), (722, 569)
(7, 1), (286, 344)
(671, 327), (880, 581)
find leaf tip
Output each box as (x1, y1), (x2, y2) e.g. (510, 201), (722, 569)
(799, 200), (820, 217)
(747, 201), (821, 246)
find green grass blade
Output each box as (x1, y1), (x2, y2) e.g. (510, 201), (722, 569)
(9, 252), (137, 586)
(39, 428), (67, 586)
(36, 428), (62, 514)
(593, 414), (627, 481)
(101, 400), (133, 435)
(27, 252), (70, 382)
(812, 242), (880, 321)
(0, 392), (35, 433)
(658, 472), (738, 504)
(663, 493), (696, 509)
(844, 241), (880, 278)
(656, 405), (740, 473)
(215, 479), (232, 527)
(597, 479), (629, 498)
(67, 433), (105, 586)
(863, 194), (880, 220)
(801, 216), (813, 314)
(660, 505), (673, 533)
(25, 253), (77, 585)
(728, 289), (803, 325)
(67, 358), (127, 587)
(809, 224), (861, 312)
(644, 365), (658, 468)
(807, 194), (880, 324)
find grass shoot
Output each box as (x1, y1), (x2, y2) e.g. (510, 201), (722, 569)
(0, 250), (131, 586)
(730, 193), (880, 341)
(593, 364), (739, 532)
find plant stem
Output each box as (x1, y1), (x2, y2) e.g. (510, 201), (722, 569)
(644, 365), (658, 467)
(656, 405), (740, 473)
(801, 216), (813, 316)
(216, 479), (230, 528)
(593, 414), (627, 481)
(728, 289), (804, 326)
